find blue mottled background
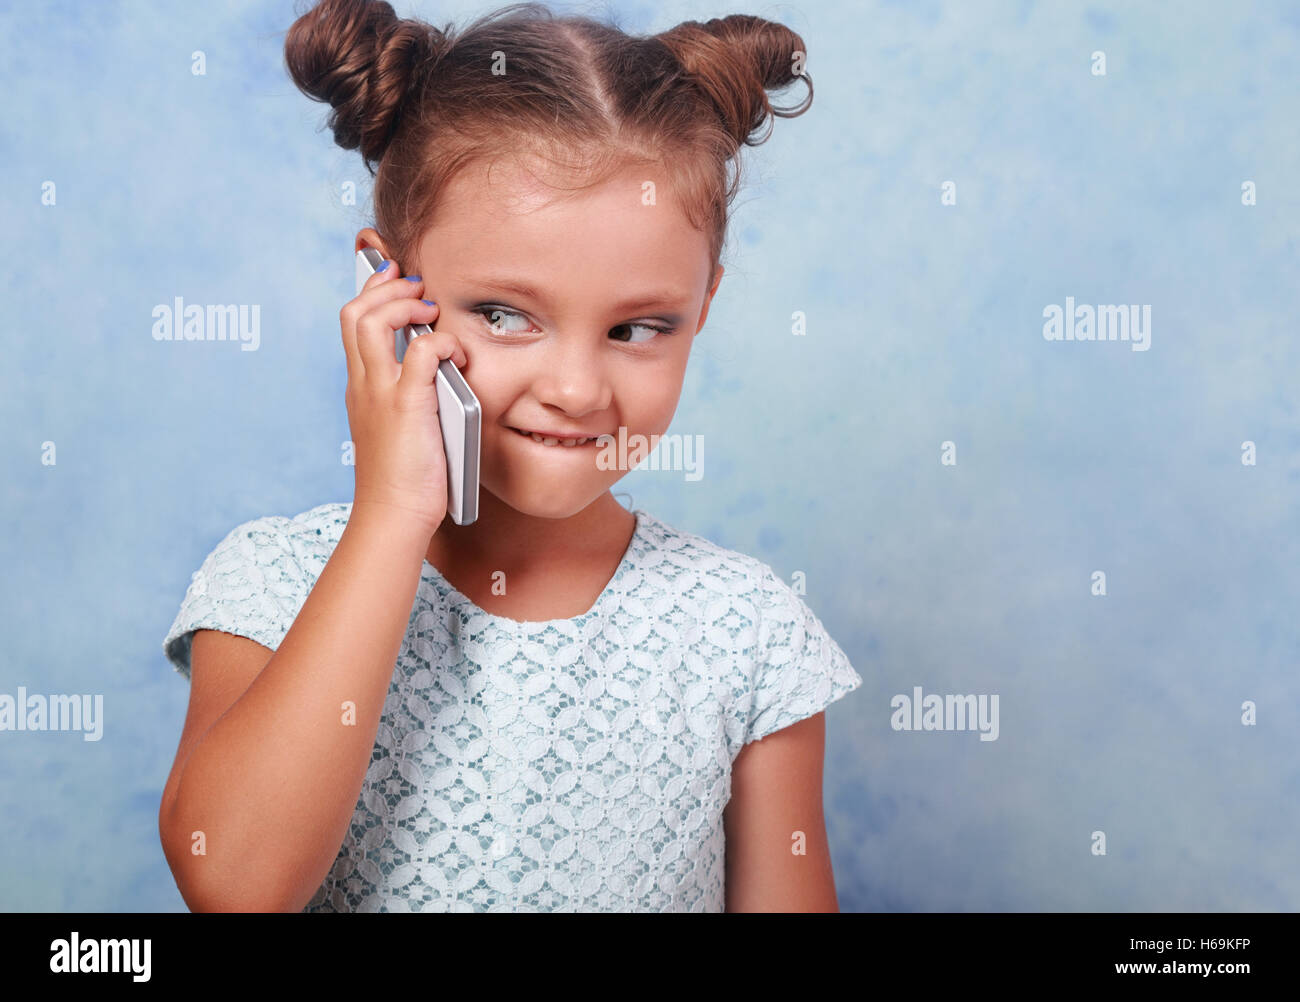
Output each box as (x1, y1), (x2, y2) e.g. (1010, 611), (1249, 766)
(1, 0), (1296, 910)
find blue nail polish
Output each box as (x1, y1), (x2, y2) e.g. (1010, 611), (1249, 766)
(376, 259), (390, 272)
(421, 299), (436, 306)
(404, 274), (423, 282)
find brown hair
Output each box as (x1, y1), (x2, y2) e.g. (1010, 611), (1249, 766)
(285, 0), (812, 289)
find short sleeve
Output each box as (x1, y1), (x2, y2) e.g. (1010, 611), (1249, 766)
(743, 569), (864, 745)
(161, 516), (315, 681)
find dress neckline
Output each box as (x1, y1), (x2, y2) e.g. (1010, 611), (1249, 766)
(419, 509), (647, 629)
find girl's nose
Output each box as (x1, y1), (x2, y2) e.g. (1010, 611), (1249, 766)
(528, 337), (614, 416)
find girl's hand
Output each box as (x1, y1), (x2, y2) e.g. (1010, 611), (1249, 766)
(340, 259), (468, 538)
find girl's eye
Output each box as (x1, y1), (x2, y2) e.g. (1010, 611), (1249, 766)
(475, 306), (534, 335)
(474, 306), (676, 344)
(610, 322), (675, 344)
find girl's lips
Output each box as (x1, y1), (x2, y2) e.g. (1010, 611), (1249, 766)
(509, 427), (602, 447)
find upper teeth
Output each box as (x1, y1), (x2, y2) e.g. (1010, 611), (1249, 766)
(528, 431), (590, 447)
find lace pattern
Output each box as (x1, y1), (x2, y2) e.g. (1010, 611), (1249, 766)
(163, 503), (863, 911)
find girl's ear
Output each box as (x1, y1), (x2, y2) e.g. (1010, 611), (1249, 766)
(354, 226), (394, 262)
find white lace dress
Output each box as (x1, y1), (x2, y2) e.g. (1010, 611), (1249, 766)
(163, 502), (863, 912)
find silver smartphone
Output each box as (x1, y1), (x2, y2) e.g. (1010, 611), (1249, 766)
(354, 247), (480, 525)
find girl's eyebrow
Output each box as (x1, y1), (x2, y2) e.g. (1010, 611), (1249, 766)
(470, 276), (689, 314)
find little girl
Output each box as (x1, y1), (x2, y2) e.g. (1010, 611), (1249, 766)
(159, 0), (862, 912)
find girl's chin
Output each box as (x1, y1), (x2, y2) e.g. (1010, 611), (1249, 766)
(481, 481), (614, 521)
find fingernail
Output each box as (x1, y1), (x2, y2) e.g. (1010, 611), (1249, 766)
(404, 274), (423, 282)
(377, 259), (390, 272)
(421, 299), (436, 306)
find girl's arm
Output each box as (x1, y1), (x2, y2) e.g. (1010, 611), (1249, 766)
(159, 258), (462, 911)
(158, 509), (429, 912)
(722, 712), (841, 912)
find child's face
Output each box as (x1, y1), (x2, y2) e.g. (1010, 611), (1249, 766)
(389, 158), (722, 520)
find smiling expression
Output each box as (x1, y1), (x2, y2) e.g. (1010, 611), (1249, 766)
(403, 156), (724, 519)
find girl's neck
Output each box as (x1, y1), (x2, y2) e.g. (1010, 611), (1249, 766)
(423, 488), (636, 579)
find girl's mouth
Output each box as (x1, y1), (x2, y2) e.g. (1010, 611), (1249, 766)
(509, 427), (601, 448)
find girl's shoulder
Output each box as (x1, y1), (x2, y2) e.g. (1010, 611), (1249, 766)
(632, 509), (863, 747)
(189, 499), (353, 580)
(197, 501), (353, 590)
(632, 508), (795, 609)
(161, 502), (352, 679)
(236, 500), (353, 551)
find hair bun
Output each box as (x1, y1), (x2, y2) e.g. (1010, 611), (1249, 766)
(285, 0), (447, 170)
(658, 14), (813, 148)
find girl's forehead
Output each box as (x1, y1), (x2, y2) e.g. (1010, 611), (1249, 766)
(440, 151), (671, 209)
(424, 165), (703, 255)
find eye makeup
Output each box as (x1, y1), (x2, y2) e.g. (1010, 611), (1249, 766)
(468, 305), (679, 344)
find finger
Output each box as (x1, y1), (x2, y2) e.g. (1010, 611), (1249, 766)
(339, 297), (365, 383)
(356, 297), (440, 382)
(342, 258), (397, 381)
(342, 259), (419, 380)
(351, 269), (427, 376)
(396, 329), (468, 397)
(360, 261), (424, 302)
(361, 256), (399, 290)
